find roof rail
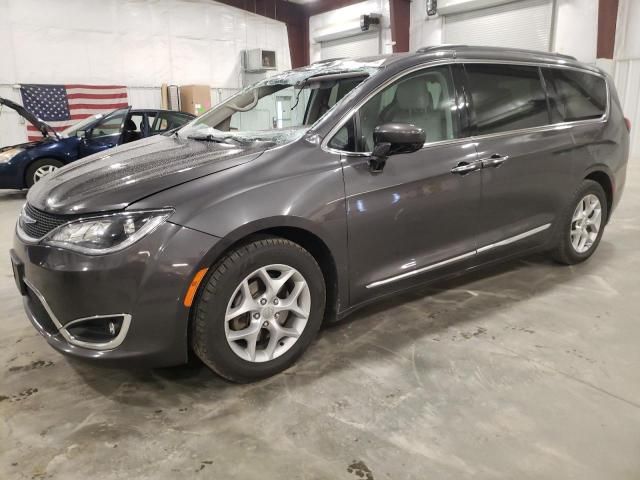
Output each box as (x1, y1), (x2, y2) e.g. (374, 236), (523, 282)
(550, 51), (578, 61)
(416, 44), (467, 54)
(310, 57), (346, 65)
(416, 44), (577, 61)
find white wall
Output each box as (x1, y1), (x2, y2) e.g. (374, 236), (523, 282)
(0, 0), (291, 147)
(409, 0), (599, 63)
(309, 0), (393, 63)
(553, 0), (598, 63)
(612, 0), (640, 157)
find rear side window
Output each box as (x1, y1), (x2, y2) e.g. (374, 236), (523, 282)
(465, 64), (549, 135)
(151, 112), (191, 133)
(542, 68), (607, 122)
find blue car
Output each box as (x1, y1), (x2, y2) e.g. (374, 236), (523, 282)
(0, 98), (194, 189)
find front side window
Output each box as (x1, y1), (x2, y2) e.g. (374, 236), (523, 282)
(328, 116), (356, 152)
(543, 68), (607, 123)
(61, 110), (120, 137)
(358, 66), (460, 152)
(90, 109), (128, 139)
(465, 64), (549, 135)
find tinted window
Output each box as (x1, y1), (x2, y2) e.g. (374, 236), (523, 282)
(127, 113), (144, 133)
(146, 111), (159, 133)
(90, 110), (127, 138)
(465, 64), (549, 135)
(328, 117), (356, 151)
(543, 68), (607, 122)
(357, 65), (460, 151)
(151, 112), (191, 133)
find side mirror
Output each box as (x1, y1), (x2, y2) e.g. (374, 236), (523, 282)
(369, 123), (426, 172)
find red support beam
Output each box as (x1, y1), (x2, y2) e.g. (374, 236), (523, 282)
(389, 0), (411, 53)
(287, 18), (310, 68)
(597, 0), (619, 59)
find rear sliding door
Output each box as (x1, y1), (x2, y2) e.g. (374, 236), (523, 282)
(463, 63), (576, 258)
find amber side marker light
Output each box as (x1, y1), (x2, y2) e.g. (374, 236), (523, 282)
(184, 268), (209, 307)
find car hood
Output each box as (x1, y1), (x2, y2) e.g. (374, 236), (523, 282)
(0, 97), (59, 140)
(27, 134), (268, 214)
(0, 139), (50, 152)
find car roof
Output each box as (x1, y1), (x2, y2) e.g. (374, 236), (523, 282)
(315, 45), (601, 75)
(129, 109), (194, 116)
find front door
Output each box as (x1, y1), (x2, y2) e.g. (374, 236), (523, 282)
(78, 107), (130, 158)
(333, 64), (482, 304)
(462, 63), (576, 257)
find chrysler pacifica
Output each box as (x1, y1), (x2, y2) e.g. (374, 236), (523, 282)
(11, 46), (629, 382)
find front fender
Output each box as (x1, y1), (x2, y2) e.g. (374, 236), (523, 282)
(132, 141), (350, 310)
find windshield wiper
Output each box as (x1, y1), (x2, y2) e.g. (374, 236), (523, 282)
(187, 134), (251, 146)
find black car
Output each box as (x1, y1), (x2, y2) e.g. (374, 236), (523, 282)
(0, 99), (194, 189)
(11, 46), (629, 383)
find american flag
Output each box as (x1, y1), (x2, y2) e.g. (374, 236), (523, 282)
(20, 84), (128, 141)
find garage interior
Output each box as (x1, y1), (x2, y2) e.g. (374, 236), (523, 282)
(1, 0), (640, 478)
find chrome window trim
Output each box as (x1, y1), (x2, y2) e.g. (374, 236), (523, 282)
(366, 223), (551, 289)
(321, 58), (609, 156)
(24, 278), (132, 350)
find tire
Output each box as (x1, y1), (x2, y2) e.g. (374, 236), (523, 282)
(191, 237), (326, 383)
(25, 158), (64, 188)
(551, 179), (608, 265)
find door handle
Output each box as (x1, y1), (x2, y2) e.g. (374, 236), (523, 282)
(451, 161), (482, 175)
(481, 154), (509, 168)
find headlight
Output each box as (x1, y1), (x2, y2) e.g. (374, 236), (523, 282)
(43, 209), (173, 255)
(0, 147), (24, 163)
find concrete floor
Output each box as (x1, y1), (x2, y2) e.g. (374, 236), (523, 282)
(1, 162), (640, 480)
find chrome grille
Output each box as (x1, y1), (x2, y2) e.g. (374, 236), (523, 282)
(20, 204), (80, 239)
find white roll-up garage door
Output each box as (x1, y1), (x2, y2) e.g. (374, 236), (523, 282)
(444, 0), (554, 52)
(320, 31), (380, 60)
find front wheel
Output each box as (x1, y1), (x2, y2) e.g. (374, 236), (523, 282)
(25, 158), (63, 188)
(191, 237), (326, 383)
(551, 179), (608, 265)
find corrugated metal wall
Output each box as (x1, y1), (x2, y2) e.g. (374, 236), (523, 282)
(613, 59), (640, 157)
(612, 0), (640, 158)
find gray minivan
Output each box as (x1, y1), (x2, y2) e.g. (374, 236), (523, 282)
(11, 46), (629, 382)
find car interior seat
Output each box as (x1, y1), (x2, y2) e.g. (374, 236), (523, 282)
(122, 118), (142, 143)
(380, 77), (446, 143)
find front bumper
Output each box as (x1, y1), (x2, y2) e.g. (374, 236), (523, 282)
(11, 221), (219, 367)
(0, 161), (24, 189)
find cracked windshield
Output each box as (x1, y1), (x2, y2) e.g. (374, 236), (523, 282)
(179, 68), (374, 145)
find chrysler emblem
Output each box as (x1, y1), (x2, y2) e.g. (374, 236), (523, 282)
(21, 207), (36, 224)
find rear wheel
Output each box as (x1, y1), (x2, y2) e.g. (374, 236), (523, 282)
(191, 237), (326, 383)
(25, 158), (63, 187)
(551, 179), (608, 264)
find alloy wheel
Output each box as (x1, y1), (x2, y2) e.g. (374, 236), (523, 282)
(570, 193), (602, 254)
(224, 264), (311, 363)
(33, 164), (59, 183)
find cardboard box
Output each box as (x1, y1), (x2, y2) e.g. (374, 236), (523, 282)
(179, 85), (211, 116)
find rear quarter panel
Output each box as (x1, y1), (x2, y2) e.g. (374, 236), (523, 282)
(572, 77), (629, 217)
